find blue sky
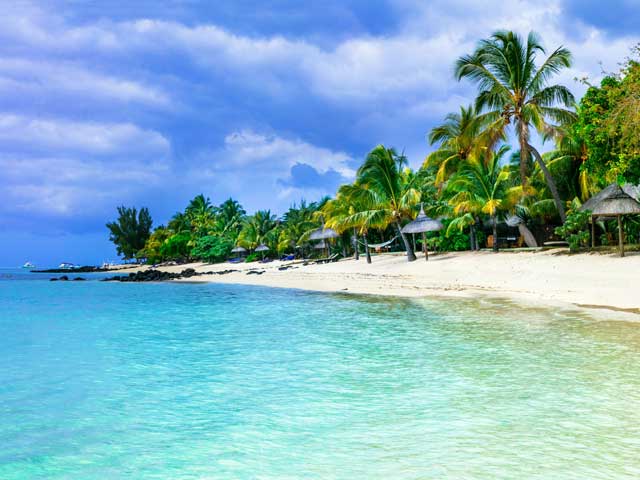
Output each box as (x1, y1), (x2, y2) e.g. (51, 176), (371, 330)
(1, 0), (638, 266)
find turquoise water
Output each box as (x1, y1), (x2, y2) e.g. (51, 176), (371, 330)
(2, 269), (640, 479)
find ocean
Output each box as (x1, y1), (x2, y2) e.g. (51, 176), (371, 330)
(2, 268), (640, 479)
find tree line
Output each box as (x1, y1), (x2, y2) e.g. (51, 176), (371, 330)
(108, 31), (640, 262)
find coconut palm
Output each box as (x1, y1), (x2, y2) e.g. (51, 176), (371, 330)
(238, 210), (278, 250)
(185, 194), (216, 238)
(215, 198), (246, 238)
(455, 30), (575, 222)
(425, 105), (498, 185)
(543, 124), (597, 202)
(277, 200), (321, 254)
(354, 145), (422, 261)
(445, 146), (520, 252)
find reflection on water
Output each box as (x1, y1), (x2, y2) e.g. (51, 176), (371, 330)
(1, 277), (640, 479)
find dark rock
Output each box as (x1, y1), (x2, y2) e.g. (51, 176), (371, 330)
(73, 277), (86, 281)
(50, 278), (58, 281)
(59, 275), (69, 281)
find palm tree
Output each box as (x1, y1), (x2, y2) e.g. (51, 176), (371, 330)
(185, 194), (216, 238)
(543, 124), (596, 202)
(278, 200), (321, 254)
(425, 105), (497, 185)
(330, 183), (389, 263)
(238, 210), (278, 250)
(355, 145), (422, 261)
(215, 198), (246, 238)
(445, 146), (520, 252)
(455, 30), (575, 222)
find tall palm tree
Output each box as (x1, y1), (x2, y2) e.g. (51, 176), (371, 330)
(445, 146), (520, 252)
(425, 105), (497, 185)
(215, 198), (246, 238)
(355, 145), (422, 261)
(543, 124), (596, 202)
(185, 194), (216, 238)
(278, 200), (321, 254)
(330, 183), (389, 263)
(238, 210), (278, 250)
(455, 30), (575, 222)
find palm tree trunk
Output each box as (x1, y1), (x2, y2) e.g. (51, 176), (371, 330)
(469, 224), (476, 251)
(422, 231), (428, 261)
(353, 228), (359, 260)
(492, 215), (498, 252)
(474, 217), (480, 250)
(363, 233), (372, 264)
(527, 143), (567, 223)
(396, 222), (417, 262)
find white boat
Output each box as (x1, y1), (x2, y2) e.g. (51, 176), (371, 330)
(58, 262), (76, 270)
(22, 261), (35, 269)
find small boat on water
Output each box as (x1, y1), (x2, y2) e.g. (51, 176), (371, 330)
(22, 261), (35, 269)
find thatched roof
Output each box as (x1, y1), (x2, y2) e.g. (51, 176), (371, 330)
(255, 244), (269, 252)
(580, 183), (640, 216)
(231, 246), (247, 253)
(401, 206), (443, 234)
(309, 226), (339, 240)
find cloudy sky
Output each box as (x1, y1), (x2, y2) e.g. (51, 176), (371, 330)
(2, 0), (639, 266)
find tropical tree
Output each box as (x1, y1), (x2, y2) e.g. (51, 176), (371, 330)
(238, 210), (279, 250)
(185, 194), (216, 238)
(354, 145), (422, 261)
(215, 198), (246, 239)
(278, 200), (321, 254)
(328, 182), (389, 263)
(445, 147), (520, 252)
(455, 30), (575, 221)
(106, 206), (153, 260)
(425, 105), (497, 185)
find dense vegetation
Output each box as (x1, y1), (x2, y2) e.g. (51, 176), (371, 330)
(107, 33), (640, 262)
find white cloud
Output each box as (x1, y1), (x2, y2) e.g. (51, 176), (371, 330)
(0, 114), (170, 155)
(190, 130), (355, 210)
(1, 155), (169, 217)
(0, 57), (170, 106)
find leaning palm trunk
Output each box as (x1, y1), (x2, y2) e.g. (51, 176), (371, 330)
(492, 215), (499, 252)
(353, 228), (359, 260)
(527, 143), (567, 223)
(363, 233), (372, 264)
(396, 222), (417, 262)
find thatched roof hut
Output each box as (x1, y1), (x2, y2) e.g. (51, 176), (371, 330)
(401, 206), (443, 261)
(580, 183), (640, 256)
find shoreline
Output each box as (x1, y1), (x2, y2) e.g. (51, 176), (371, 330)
(119, 249), (640, 322)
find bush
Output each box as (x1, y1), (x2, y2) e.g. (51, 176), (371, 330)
(244, 253), (259, 263)
(159, 231), (191, 260)
(555, 210), (591, 252)
(426, 219), (479, 251)
(191, 236), (234, 263)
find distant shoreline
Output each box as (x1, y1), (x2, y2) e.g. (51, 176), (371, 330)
(112, 250), (640, 322)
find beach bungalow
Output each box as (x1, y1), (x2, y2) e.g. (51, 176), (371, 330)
(580, 183), (640, 257)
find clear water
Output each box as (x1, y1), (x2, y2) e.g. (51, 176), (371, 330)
(2, 268), (640, 479)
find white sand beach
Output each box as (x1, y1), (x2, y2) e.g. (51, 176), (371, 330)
(119, 250), (640, 319)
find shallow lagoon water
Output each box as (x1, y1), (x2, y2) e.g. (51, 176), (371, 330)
(2, 270), (640, 479)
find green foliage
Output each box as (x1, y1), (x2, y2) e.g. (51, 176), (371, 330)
(576, 51), (640, 184)
(159, 231), (191, 260)
(106, 206), (153, 260)
(140, 227), (172, 264)
(244, 253), (259, 263)
(554, 210), (591, 252)
(191, 235), (233, 263)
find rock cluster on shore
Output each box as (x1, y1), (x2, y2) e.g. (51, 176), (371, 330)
(102, 268), (243, 282)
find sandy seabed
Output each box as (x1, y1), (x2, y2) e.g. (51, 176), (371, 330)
(116, 249), (640, 321)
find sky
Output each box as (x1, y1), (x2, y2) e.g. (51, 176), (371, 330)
(1, 0), (639, 266)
